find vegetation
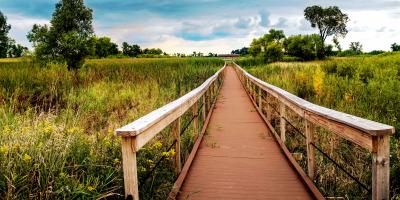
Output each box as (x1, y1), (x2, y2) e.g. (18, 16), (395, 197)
(93, 36), (118, 58)
(0, 11), (11, 58)
(236, 52), (400, 198)
(304, 5), (349, 56)
(27, 0), (94, 70)
(0, 11), (27, 58)
(391, 43), (400, 52)
(0, 57), (224, 199)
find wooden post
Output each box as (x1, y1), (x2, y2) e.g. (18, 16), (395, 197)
(372, 135), (390, 200)
(246, 77), (249, 91)
(202, 95), (206, 122)
(305, 120), (315, 179)
(172, 118), (181, 174)
(266, 94), (271, 122)
(210, 83), (214, 102)
(258, 87), (262, 110)
(192, 101), (199, 138)
(121, 137), (139, 200)
(280, 103), (286, 142)
(207, 88), (211, 110)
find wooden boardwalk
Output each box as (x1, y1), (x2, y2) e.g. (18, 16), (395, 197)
(177, 67), (313, 199)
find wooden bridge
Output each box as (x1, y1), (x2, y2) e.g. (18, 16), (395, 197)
(116, 63), (395, 200)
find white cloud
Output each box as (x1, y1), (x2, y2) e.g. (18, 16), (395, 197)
(259, 10), (271, 27)
(5, 2), (400, 53)
(6, 14), (49, 49)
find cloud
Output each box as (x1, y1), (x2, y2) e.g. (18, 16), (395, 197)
(259, 10), (271, 27)
(2, 0), (400, 53)
(5, 13), (49, 49)
(376, 27), (386, 32)
(235, 17), (253, 29)
(298, 19), (312, 31)
(272, 17), (289, 28)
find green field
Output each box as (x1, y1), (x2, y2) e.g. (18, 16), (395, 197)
(236, 52), (400, 198)
(0, 58), (223, 199)
(1, 54), (399, 199)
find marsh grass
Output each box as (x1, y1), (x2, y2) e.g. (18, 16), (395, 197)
(0, 57), (223, 199)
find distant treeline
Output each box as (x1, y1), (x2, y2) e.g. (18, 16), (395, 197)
(231, 5), (400, 62)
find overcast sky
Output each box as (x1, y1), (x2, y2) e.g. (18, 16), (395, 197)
(1, 0), (400, 54)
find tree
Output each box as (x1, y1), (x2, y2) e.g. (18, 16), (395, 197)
(333, 37), (341, 52)
(231, 47), (249, 55)
(122, 42), (141, 57)
(27, 0), (94, 70)
(264, 42), (283, 62)
(349, 41), (362, 54)
(304, 5), (349, 55)
(264, 29), (285, 43)
(391, 43), (400, 51)
(7, 39), (28, 57)
(249, 29), (285, 58)
(0, 11), (11, 58)
(143, 48), (163, 55)
(94, 36), (118, 58)
(283, 34), (324, 60)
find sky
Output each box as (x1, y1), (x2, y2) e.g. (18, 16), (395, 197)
(1, 0), (400, 54)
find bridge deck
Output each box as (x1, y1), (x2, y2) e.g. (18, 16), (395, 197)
(177, 66), (313, 199)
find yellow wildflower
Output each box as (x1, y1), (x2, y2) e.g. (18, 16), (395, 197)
(313, 66), (325, 96)
(21, 127), (30, 133)
(87, 186), (96, 191)
(113, 158), (120, 164)
(162, 149), (176, 157)
(0, 144), (9, 154)
(147, 159), (154, 165)
(3, 126), (11, 135)
(23, 153), (32, 162)
(169, 149), (176, 156)
(12, 143), (20, 151)
(343, 93), (353, 102)
(152, 141), (162, 149)
(67, 127), (83, 134)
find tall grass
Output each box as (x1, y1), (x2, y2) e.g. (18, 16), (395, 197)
(0, 57), (223, 199)
(237, 52), (400, 198)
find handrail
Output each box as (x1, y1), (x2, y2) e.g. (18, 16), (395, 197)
(234, 63), (394, 137)
(233, 62), (394, 200)
(115, 64), (226, 200)
(116, 64), (226, 148)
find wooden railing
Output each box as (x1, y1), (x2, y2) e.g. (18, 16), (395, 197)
(115, 64), (226, 199)
(233, 62), (395, 200)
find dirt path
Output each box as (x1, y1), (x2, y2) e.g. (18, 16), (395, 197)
(177, 66), (313, 199)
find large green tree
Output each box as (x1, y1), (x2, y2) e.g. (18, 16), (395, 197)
(122, 42), (142, 57)
(304, 5), (349, 55)
(284, 34), (317, 60)
(0, 11), (11, 58)
(7, 39), (28, 57)
(349, 41), (363, 54)
(94, 36), (118, 58)
(27, 0), (94, 70)
(249, 29), (285, 61)
(249, 29), (285, 57)
(391, 43), (400, 51)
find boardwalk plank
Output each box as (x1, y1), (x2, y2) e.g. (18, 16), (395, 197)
(177, 66), (313, 200)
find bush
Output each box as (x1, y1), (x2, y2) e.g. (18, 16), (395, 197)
(264, 42), (284, 62)
(283, 34), (325, 60)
